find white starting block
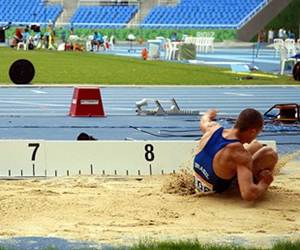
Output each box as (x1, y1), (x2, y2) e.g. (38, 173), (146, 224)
(136, 98), (200, 116)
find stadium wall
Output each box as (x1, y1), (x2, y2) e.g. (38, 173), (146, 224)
(49, 0), (79, 24)
(265, 0), (300, 38)
(237, 0), (293, 41)
(127, 0), (159, 27)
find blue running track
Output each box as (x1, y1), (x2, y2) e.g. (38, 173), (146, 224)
(0, 86), (300, 153)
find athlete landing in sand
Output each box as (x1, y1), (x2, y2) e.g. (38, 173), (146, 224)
(194, 108), (278, 201)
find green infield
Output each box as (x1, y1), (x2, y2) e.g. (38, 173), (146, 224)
(0, 47), (295, 85)
(0, 240), (300, 250)
(128, 240), (300, 250)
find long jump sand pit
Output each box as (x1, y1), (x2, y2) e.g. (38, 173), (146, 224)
(0, 157), (299, 248)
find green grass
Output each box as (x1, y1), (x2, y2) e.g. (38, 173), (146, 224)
(0, 47), (294, 85)
(1, 240), (300, 250)
(129, 240), (254, 250)
(127, 240), (300, 250)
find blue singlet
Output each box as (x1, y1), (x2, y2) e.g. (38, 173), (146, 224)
(193, 127), (239, 193)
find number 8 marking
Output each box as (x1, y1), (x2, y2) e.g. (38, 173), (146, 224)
(144, 144), (154, 162)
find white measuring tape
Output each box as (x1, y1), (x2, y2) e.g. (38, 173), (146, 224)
(0, 140), (276, 177)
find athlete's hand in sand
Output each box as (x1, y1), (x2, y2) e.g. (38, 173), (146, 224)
(257, 169), (273, 185)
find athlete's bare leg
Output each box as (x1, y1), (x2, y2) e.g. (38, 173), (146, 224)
(244, 140), (265, 155)
(244, 140), (278, 182)
(252, 147), (278, 183)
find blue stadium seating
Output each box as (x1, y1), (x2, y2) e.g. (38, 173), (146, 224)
(141, 0), (267, 29)
(70, 6), (138, 29)
(0, 0), (63, 25)
(0, 0), (267, 30)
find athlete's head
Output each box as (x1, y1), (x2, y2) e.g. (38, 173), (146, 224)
(234, 108), (264, 143)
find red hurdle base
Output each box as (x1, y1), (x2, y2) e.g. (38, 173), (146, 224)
(69, 87), (105, 117)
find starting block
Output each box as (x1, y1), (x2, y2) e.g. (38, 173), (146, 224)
(136, 98), (200, 116)
(69, 87), (105, 117)
(264, 103), (300, 123)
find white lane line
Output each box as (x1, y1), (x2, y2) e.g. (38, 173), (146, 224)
(0, 113), (67, 116)
(110, 108), (135, 111)
(132, 100), (296, 104)
(31, 90), (48, 94)
(189, 60), (246, 65)
(198, 54), (279, 64)
(0, 100), (67, 107)
(0, 108), (67, 111)
(224, 92), (254, 97)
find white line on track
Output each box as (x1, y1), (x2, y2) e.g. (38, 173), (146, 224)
(0, 113), (67, 116)
(197, 54), (279, 64)
(31, 90), (48, 94)
(0, 108), (67, 111)
(0, 100), (67, 107)
(223, 92), (254, 97)
(189, 61), (246, 65)
(110, 108), (135, 111)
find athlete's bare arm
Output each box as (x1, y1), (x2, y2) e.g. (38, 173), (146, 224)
(232, 146), (273, 201)
(200, 109), (220, 133)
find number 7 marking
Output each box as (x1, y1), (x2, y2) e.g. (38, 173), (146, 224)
(28, 143), (40, 161)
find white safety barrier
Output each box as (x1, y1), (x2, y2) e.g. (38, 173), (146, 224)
(0, 140), (276, 177)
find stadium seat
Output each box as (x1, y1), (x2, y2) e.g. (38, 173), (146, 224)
(70, 5), (138, 29)
(0, 0), (63, 25)
(141, 0), (267, 29)
(280, 47), (299, 75)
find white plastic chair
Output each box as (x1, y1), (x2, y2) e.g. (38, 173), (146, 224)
(57, 43), (65, 51)
(164, 39), (172, 60)
(210, 37), (215, 52)
(284, 39), (296, 57)
(85, 35), (94, 51)
(205, 37), (214, 53)
(296, 39), (300, 52)
(109, 35), (115, 50)
(195, 37), (203, 52)
(17, 41), (27, 50)
(165, 39), (179, 60)
(273, 38), (284, 57)
(155, 36), (166, 52)
(33, 33), (41, 47)
(280, 47), (297, 75)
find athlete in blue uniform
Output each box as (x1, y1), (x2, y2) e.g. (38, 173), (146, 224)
(194, 109), (278, 201)
(194, 126), (239, 193)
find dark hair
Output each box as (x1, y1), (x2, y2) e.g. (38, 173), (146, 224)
(77, 132), (97, 141)
(234, 108), (263, 132)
